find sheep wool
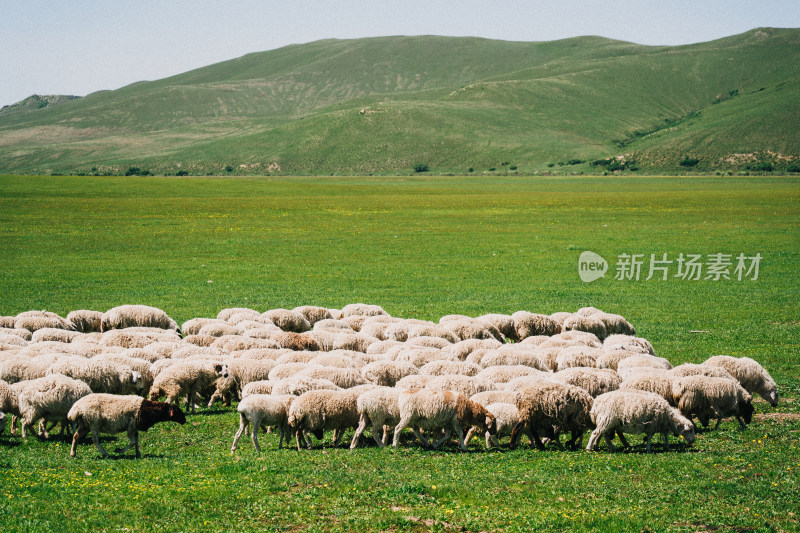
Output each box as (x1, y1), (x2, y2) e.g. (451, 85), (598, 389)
(361, 360), (418, 387)
(703, 355), (779, 407)
(511, 311), (561, 340)
(17, 374), (92, 439)
(350, 386), (403, 448)
(672, 375), (754, 430)
(101, 305), (179, 333)
(66, 310), (103, 333)
(511, 381), (593, 450)
(231, 394), (296, 452)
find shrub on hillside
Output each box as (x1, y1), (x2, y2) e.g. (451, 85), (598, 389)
(679, 157), (699, 167)
(412, 163), (429, 173)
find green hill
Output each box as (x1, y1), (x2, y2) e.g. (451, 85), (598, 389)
(1, 28), (798, 175)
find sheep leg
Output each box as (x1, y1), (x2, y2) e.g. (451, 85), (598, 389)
(432, 428), (452, 450)
(392, 415), (413, 448)
(736, 416), (747, 430)
(295, 429), (304, 451)
(231, 413), (248, 453)
(70, 424), (90, 458)
(410, 427), (431, 449)
(530, 424), (546, 450)
(278, 424), (286, 450)
(616, 430), (630, 448)
(645, 433), (653, 453)
(91, 431), (110, 458)
(604, 433), (616, 452)
(11, 414), (18, 435)
(350, 415), (369, 449)
(116, 428), (140, 458)
(251, 422), (262, 453)
(464, 426), (477, 446)
(382, 425), (391, 446)
(663, 432), (669, 452)
(302, 429), (313, 449)
(586, 428), (602, 451)
(452, 422), (468, 452)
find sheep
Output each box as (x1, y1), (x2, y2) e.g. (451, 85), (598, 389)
(350, 387), (403, 448)
(424, 375), (494, 397)
(595, 349), (644, 371)
(418, 360), (481, 377)
(341, 315), (369, 332)
(668, 363), (736, 380)
(262, 309), (311, 333)
(212, 335), (279, 352)
(395, 374), (434, 390)
(0, 410), (5, 434)
(29, 327), (80, 344)
(314, 319), (353, 331)
(576, 306), (602, 317)
(478, 349), (548, 371)
(616, 355), (672, 372)
(586, 390), (695, 453)
(271, 376), (342, 396)
(475, 365), (542, 385)
(442, 318), (504, 343)
(47, 358), (144, 395)
(620, 374), (678, 406)
(500, 373), (555, 392)
(466, 402), (520, 448)
(446, 338), (503, 361)
(198, 323), (241, 338)
(331, 332), (378, 353)
(550, 330), (603, 347)
(231, 394), (296, 452)
(268, 363), (319, 381)
(93, 354), (155, 397)
(511, 311), (561, 340)
(406, 336), (453, 350)
(181, 318), (222, 336)
(358, 321), (390, 341)
(297, 366), (369, 389)
(292, 306), (333, 326)
(618, 366), (668, 382)
(15, 311), (75, 332)
(392, 347), (448, 368)
(183, 334), (217, 347)
(241, 380), (274, 398)
(529, 347), (562, 371)
(101, 328), (180, 348)
(0, 332), (28, 347)
(0, 316), (15, 329)
(562, 314), (608, 340)
(477, 314), (517, 342)
(407, 325), (459, 344)
(222, 358), (276, 398)
(17, 374), (92, 439)
(217, 307), (261, 322)
(603, 335), (655, 355)
(596, 313), (636, 336)
(275, 351), (318, 365)
(703, 355), (779, 407)
(672, 376), (754, 430)
(269, 331), (320, 351)
(340, 304), (388, 318)
(555, 346), (603, 370)
(101, 305), (179, 333)
(233, 348), (288, 361)
(287, 385), (378, 450)
(549, 312), (572, 327)
(510, 382), (594, 450)
(66, 310), (103, 333)
(68, 393), (186, 458)
(148, 361), (228, 413)
(207, 375), (237, 407)
(1, 357), (51, 383)
(519, 335), (552, 347)
(361, 360), (418, 387)
(392, 389), (497, 451)
(549, 367), (621, 397)
(469, 390), (519, 407)
(0, 379), (21, 434)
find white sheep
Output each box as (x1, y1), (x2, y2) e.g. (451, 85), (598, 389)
(148, 361), (228, 413)
(445, 338), (502, 361)
(703, 355), (779, 407)
(287, 385), (377, 450)
(616, 355), (672, 372)
(549, 367), (621, 397)
(241, 380), (274, 397)
(555, 346), (603, 370)
(424, 374), (494, 397)
(672, 375), (754, 429)
(360, 360), (418, 387)
(511, 311), (560, 340)
(101, 305), (179, 333)
(586, 390), (695, 453)
(392, 389), (497, 451)
(17, 374), (92, 439)
(68, 393), (186, 458)
(271, 376), (342, 396)
(350, 387), (403, 448)
(292, 306), (333, 326)
(47, 358), (144, 395)
(231, 394), (295, 452)
(66, 310), (103, 333)
(418, 360), (481, 377)
(562, 314), (608, 340)
(15, 311), (75, 332)
(510, 382), (593, 450)
(603, 335), (655, 355)
(262, 309), (311, 333)
(340, 303), (388, 318)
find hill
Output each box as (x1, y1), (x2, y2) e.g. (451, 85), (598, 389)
(0, 94), (81, 117)
(0, 29), (798, 175)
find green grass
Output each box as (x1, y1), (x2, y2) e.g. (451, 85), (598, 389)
(1, 175), (799, 532)
(1, 28), (798, 175)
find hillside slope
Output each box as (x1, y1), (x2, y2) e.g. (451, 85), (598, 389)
(0, 29), (798, 175)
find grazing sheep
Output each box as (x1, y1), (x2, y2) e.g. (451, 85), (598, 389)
(330, 332), (377, 353)
(407, 325), (459, 344)
(314, 319), (353, 331)
(262, 309), (311, 333)
(1, 357), (51, 383)
(549, 312), (572, 327)
(672, 376), (754, 430)
(101, 328), (180, 348)
(529, 346), (562, 372)
(269, 363), (318, 381)
(477, 314), (517, 342)
(93, 354), (155, 397)
(406, 336), (452, 350)
(668, 363), (736, 380)
(0, 410), (5, 434)
(617, 366), (668, 382)
(519, 335), (551, 347)
(500, 373), (555, 392)
(511, 311), (560, 340)
(231, 394), (295, 452)
(292, 306), (333, 326)
(418, 360), (481, 377)
(595, 349), (643, 371)
(616, 355), (672, 372)
(198, 322), (240, 338)
(101, 305), (179, 333)
(275, 351), (318, 365)
(340, 304), (388, 318)
(241, 380), (274, 398)
(469, 390), (519, 407)
(603, 335), (655, 355)
(311, 351), (359, 369)
(17, 374), (92, 439)
(556, 346), (603, 371)
(478, 349), (548, 371)
(0, 316), (15, 329)
(217, 308), (261, 322)
(510, 382), (593, 450)
(395, 374), (434, 390)
(207, 375), (237, 407)
(562, 314), (608, 340)
(392, 347), (448, 368)
(0, 379), (22, 433)
(476, 365), (542, 385)
(424, 374), (494, 397)
(212, 335), (279, 352)
(365, 340), (404, 355)
(0, 332), (29, 347)
(68, 393), (186, 458)
(148, 361), (228, 413)
(271, 376), (342, 396)
(586, 390), (695, 453)
(224, 359), (276, 396)
(288, 385), (378, 450)
(466, 402), (520, 448)
(361, 360), (418, 387)
(66, 310), (103, 333)
(181, 318), (222, 336)
(297, 366), (369, 389)
(392, 389), (497, 451)
(620, 374), (678, 406)
(446, 338), (502, 361)
(30, 327), (81, 344)
(183, 334), (217, 347)
(596, 313), (636, 336)
(550, 367), (621, 397)
(350, 387), (403, 448)
(550, 330), (603, 348)
(442, 318), (504, 343)
(48, 358), (144, 395)
(703, 355), (779, 407)
(15, 311), (75, 332)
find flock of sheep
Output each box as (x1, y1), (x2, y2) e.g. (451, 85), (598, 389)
(0, 304), (780, 458)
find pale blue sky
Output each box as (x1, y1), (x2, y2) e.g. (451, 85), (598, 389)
(1, 0), (798, 107)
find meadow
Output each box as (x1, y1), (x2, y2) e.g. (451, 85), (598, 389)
(0, 175), (798, 532)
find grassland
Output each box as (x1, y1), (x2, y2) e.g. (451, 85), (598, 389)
(1, 28), (799, 175)
(1, 175), (799, 532)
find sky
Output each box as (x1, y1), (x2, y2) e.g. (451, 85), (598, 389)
(1, 0), (799, 107)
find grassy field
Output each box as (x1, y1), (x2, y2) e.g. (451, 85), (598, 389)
(1, 175), (799, 532)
